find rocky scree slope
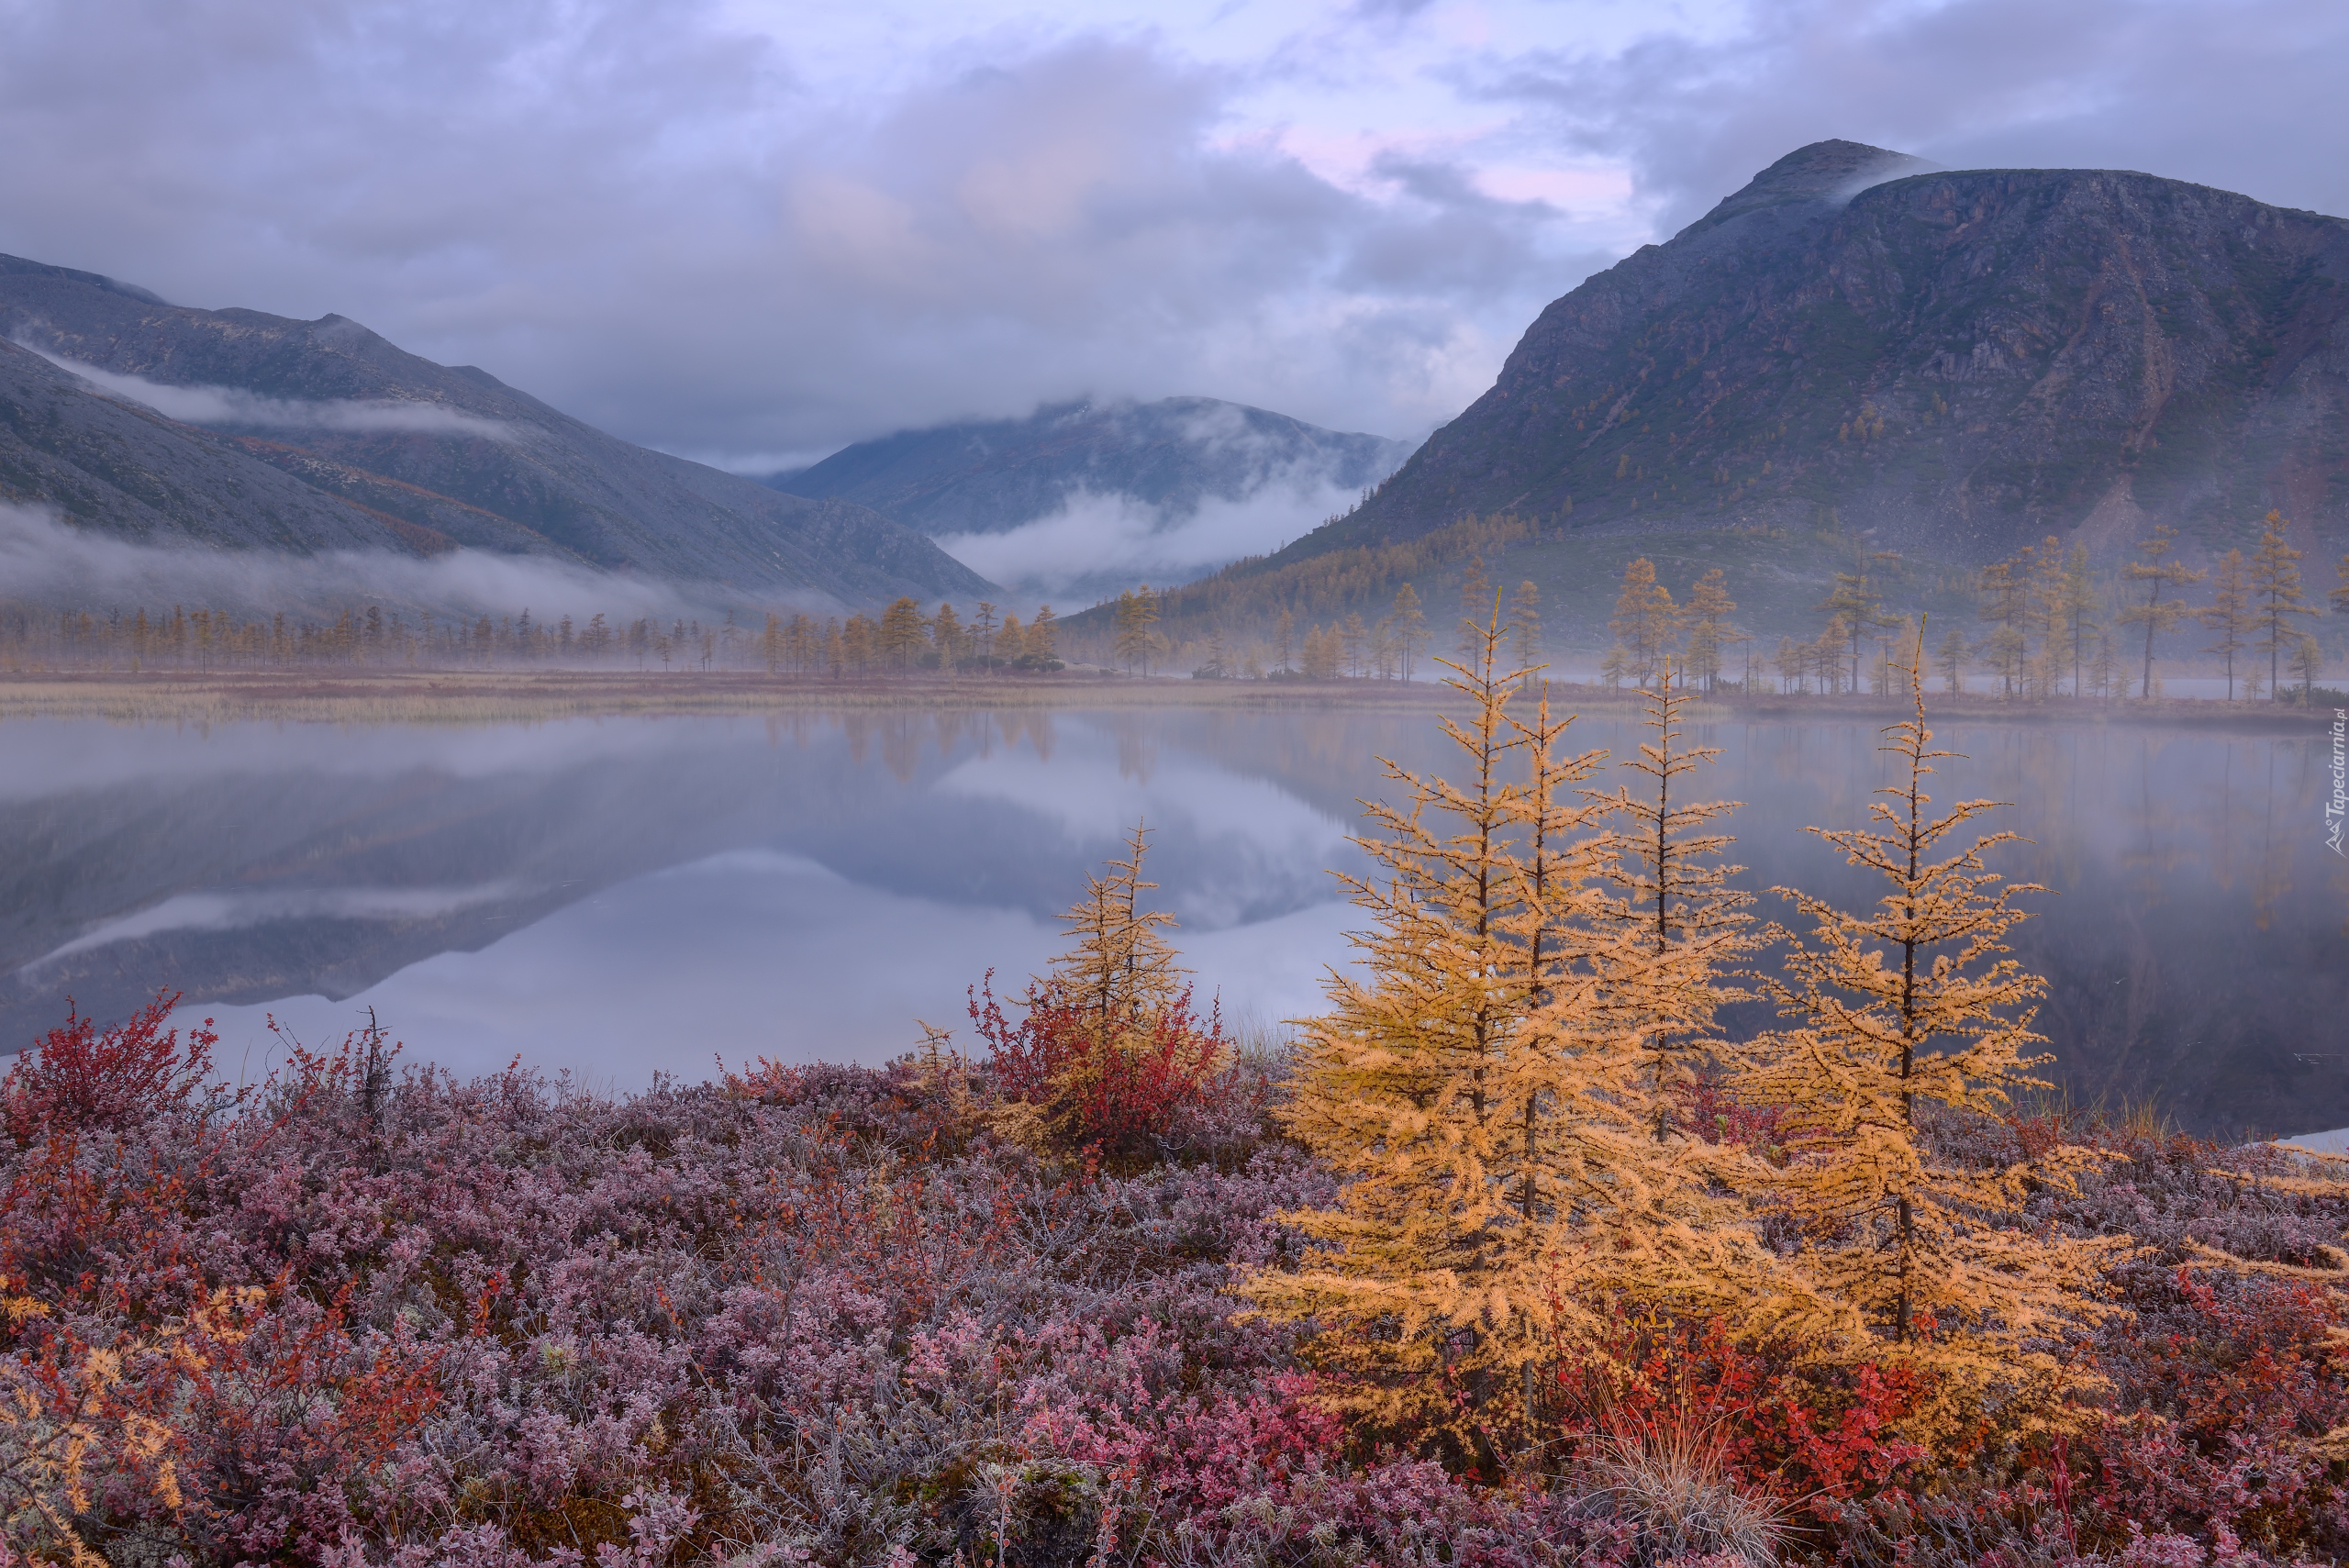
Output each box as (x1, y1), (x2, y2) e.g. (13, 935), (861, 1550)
(1289, 139), (2349, 569)
(0, 254), (993, 603)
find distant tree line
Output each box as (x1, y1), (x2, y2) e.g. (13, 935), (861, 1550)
(0, 596), (1064, 677)
(1593, 509), (2342, 703)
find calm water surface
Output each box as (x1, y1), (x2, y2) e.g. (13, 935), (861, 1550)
(2, 705), (2343, 1139)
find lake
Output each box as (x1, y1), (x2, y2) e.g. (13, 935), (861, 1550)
(3, 700), (2344, 1140)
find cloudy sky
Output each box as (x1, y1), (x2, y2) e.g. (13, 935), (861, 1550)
(3, 0), (2343, 472)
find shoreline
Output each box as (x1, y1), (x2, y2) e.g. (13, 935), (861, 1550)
(0, 666), (2330, 729)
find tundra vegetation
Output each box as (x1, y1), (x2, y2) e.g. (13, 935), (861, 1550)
(2, 613), (2344, 1568)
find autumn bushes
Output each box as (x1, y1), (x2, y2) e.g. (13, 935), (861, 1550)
(963, 823), (1274, 1168)
(4, 635), (2348, 1568)
(1230, 618), (2349, 1564)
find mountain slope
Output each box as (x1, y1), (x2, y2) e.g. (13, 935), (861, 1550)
(1291, 140), (2349, 567)
(0, 255), (993, 602)
(0, 336), (425, 554)
(772, 397), (1412, 537)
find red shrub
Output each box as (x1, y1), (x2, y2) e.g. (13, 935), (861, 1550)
(969, 972), (1237, 1157)
(2086, 1267), (2348, 1549)
(1557, 1313), (1931, 1514)
(5, 992), (218, 1143)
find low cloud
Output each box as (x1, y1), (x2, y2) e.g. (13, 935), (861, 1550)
(0, 503), (693, 621)
(0, 0), (2340, 473)
(28, 348), (511, 439)
(30, 883), (526, 970)
(933, 471), (1368, 595)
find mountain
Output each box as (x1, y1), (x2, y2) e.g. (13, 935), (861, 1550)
(1288, 139), (2349, 568)
(766, 397), (1414, 596)
(773, 397), (1411, 535)
(0, 255), (993, 604)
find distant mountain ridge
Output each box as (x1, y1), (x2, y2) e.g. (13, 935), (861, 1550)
(0, 254), (992, 604)
(1284, 139), (2349, 569)
(770, 395), (1412, 550)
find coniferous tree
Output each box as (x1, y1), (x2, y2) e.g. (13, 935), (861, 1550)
(878, 597), (927, 673)
(2199, 548), (2253, 700)
(1976, 555), (2033, 698)
(973, 602), (997, 668)
(1252, 614), (1784, 1453)
(1609, 558), (1680, 690)
(1115, 588), (1162, 674)
(1737, 633), (2124, 1440)
(1494, 580), (1540, 685)
(976, 821), (1228, 1159)
(1586, 662), (1758, 1135)
(1052, 819), (1183, 1038)
(2290, 633), (2323, 703)
(1819, 552), (1901, 694)
(1027, 605), (1058, 664)
(2249, 513), (2314, 702)
(930, 603), (963, 671)
(1935, 625), (1969, 694)
(2119, 525), (2204, 699)
(1388, 584), (1429, 680)
(2054, 544), (2098, 695)
(1455, 556), (1492, 661)
(2088, 624), (2121, 701)
(1682, 569), (1737, 692)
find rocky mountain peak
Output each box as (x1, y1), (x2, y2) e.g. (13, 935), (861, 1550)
(1676, 139), (1942, 239)
(1286, 144), (2349, 570)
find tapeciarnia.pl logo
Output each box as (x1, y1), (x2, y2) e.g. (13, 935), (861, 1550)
(2330, 709), (2346, 856)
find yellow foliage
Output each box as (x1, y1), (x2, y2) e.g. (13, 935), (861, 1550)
(1249, 612), (1797, 1455)
(1584, 667), (1756, 1134)
(1735, 633), (2129, 1444)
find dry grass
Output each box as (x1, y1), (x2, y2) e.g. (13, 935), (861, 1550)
(0, 668), (2319, 729)
(1589, 1426), (1787, 1567)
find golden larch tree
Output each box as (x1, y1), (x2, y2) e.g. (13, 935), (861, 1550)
(2199, 548), (2253, 700)
(1681, 569), (1738, 692)
(1388, 584), (1429, 679)
(1585, 662), (1757, 1135)
(1251, 614), (1786, 1457)
(1818, 550), (1901, 695)
(1455, 555), (1493, 660)
(1054, 818), (1184, 1036)
(1935, 625), (1969, 694)
(1977, 556), (2032, 698)
(2119, 524), (2204, 699)
(1736, 632), (2125, 1442)
(2249, 512), (2314, 702)
(1508, 580), (1542, 677)
(1609, 558), (1680, 689)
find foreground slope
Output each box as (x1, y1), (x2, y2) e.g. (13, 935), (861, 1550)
(0, 255), (993, 602)
(1298, 139), (2349, 566)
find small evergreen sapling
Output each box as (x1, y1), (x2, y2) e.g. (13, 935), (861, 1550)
(969, 820), (1233, 1158)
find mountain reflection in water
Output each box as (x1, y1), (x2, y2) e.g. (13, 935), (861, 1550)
(1, 706), (2342, 1138)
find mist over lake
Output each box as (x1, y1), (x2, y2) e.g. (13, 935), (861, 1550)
(3, 703), (2342, 1140)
